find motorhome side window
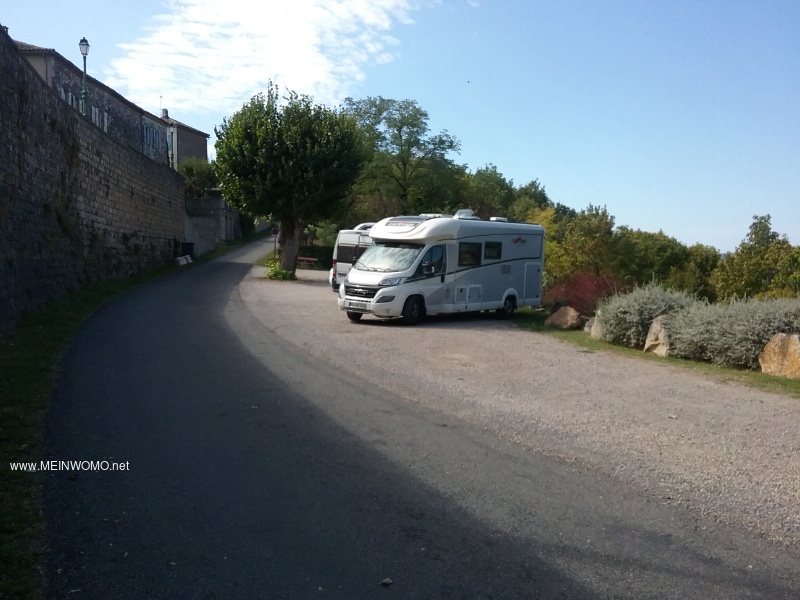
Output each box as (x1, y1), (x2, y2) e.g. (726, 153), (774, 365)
(338, 245), (356, 264)
(417, 245), (445, 276)
(458, 243), (482, 267)
(484, 241), (502, 260)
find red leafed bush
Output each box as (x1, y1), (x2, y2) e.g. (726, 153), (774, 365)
(543, 272), (626, 316)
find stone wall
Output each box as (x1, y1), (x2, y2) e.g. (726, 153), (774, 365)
(185, 192), (242, 257)
(0, 28), (185, 335)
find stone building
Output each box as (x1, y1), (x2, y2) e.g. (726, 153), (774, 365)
(0, 27), (186, 335)
(161, 108), (210, 169)
(15, 39), (170, 166)
(159, 109), (241, 256)
(13, 32), (241, 259)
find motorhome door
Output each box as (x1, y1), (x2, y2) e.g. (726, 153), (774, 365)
(524, 262), (542, 304)
(416, 245), (446, 314)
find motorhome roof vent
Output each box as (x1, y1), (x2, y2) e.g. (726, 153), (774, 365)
(419, 213), (450, 219)
(453, 209), (480, 220)
(489, 216), (508, 222)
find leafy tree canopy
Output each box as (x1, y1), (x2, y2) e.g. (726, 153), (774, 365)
(710, 215), (797, 299)
(342, 97), (460, 215)
(612, 227), (691, 285)
(177, 156), (217, 199)
(560, 205), (616, 276)
(458, 164), (515, 219)
(214, 82), (366, 271)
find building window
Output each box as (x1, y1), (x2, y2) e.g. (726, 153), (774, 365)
(103, 112), (109, 133)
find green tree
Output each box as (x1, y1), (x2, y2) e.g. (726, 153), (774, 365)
(342, 97), (460, 214)
(177, 156), (217, 199)
(664, 243), (720, 301)
(770, 245), (800, 295)
(524, 205), (569, 283)
(458, 164), (515, 219)
(560, 205), (616, 276)
(710, 215), (796, 299)
(214, 83), (365, 272)
(611, 227), (691, 285)
(508, 179), (551, 223)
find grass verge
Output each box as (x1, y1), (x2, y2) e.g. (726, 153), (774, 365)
(0, 233), (270, 599)
(515, 307), (800, 400)
(0, 266), (176, 599)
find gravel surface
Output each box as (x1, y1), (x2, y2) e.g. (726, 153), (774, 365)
(239, 267), (800, 555)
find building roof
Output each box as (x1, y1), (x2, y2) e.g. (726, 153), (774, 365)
(12, 36), (209, 138)
(161, 109), (210, 138)
(15, 40), (55, 52)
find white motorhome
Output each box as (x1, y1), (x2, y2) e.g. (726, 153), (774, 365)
(337, 210), (545, 324)
(329, 222), (375, 291)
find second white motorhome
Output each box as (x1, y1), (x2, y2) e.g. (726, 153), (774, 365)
(329, 222), (375, 291)
(337, 210), (545, 324)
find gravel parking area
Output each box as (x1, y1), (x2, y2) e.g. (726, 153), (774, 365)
(239, 267), (800, 554)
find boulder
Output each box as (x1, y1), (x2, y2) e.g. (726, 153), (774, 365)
(590, 314), (605, 339)
(759, 333), (800, 379)
(584, 317), (595, 333)
(643, 315), (670, 357)
(544, 306), (585, 330)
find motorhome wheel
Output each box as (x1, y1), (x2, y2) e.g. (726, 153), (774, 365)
(497, 296), (516, 319)
(402, 296), (424, 325)
(346, 311), (363, 322)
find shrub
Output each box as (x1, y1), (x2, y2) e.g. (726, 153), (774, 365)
(265, 261), (297, 281)
(596, 283), (696, 349)
(669, 298), (800, 370)
(543, 272), (625, 316)
(666, 301), (718, 363)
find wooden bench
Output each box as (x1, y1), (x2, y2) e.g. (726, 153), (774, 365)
(296, 256), (318, 268)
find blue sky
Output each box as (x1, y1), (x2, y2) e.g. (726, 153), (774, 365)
(4, 0), (798, 252)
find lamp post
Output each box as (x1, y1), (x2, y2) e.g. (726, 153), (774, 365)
(79, 37), (89, 117)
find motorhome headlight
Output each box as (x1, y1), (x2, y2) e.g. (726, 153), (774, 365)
(379, 276), (407, 287)
(375, 295), (395, 303)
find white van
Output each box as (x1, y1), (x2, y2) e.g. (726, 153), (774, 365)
(329, 222), (375, 291)
(337, 210), (545, 324)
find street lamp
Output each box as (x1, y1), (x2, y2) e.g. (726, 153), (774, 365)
(79, 37), (89, 117)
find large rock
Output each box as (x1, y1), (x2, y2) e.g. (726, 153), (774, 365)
(544, 306), (585, 330)
(584, 317), (595, 333)
(759, 333), (800, 379)
(643, 315), (670, 357)
(590, 314), (604, 339)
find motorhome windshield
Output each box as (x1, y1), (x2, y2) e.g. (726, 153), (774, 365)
(355, 242), (424, 273)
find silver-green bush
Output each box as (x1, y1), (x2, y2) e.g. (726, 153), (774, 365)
(666, 301), (719, 363)
(595, 283), (696, 349)
(669, 299), (800, 369)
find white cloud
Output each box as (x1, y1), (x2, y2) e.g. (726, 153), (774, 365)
(104, 0), (419, 116)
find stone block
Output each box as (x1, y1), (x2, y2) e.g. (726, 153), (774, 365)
(759, 333), (800, 379)
(644, 315), (670, 357)
(590, 314), (605, 339)
(545, 306), (585, 330)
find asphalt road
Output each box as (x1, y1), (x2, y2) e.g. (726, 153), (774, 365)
(43, 238), (800, 599)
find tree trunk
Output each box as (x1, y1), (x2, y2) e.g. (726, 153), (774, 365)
(279, 215), (302, 273)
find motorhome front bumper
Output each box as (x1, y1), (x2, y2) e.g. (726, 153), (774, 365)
(338, 285), (404, 317)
